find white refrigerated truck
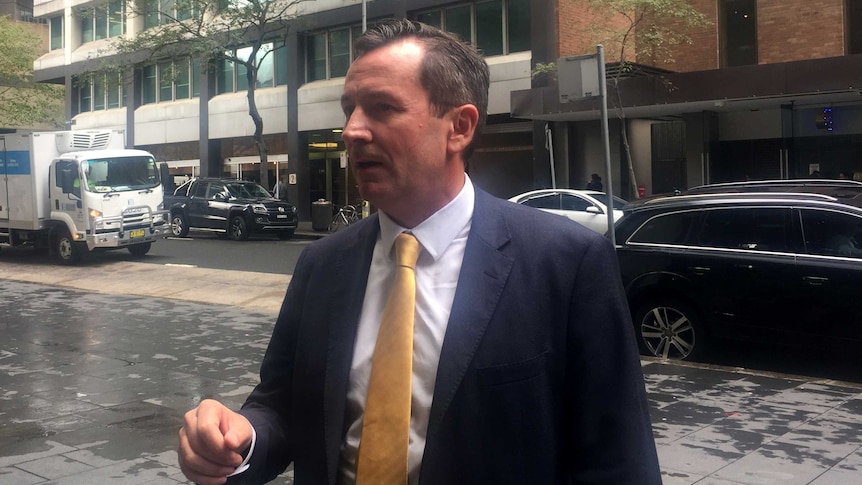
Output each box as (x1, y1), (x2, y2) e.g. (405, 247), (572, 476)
(0, 129), (169, 264)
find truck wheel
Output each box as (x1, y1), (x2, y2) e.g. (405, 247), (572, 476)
(128, 242), (152, 257)
(171, 213), (189, 237)
(228, 215), (249, 241)
(277, 229), (295, 240)
(53, 228), (82, 265)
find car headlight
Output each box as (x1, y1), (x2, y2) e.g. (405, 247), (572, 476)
(252, 204), (268, 214)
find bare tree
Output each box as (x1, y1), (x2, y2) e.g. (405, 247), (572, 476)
(88, 0), (310, 189)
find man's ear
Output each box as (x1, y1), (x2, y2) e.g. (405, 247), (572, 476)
(447, 104), (479, 155)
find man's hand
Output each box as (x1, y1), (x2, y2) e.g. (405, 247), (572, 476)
(178, 399), (254, 485)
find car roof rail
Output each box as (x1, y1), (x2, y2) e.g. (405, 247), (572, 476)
(687, 179), (862, 192)
(636, 191), (840, 206)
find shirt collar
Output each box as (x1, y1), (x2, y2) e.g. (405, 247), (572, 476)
(378, 175), (475, 262)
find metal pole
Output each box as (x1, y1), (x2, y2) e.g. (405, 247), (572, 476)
(545, 123), (556, 189)
(362, 0), (367, 32)
(597, 45), (616, 248)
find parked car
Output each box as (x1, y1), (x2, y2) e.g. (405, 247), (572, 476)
(508, 189), (627, 234)
(614, 191), (862, 361)
(165, 178), (298, 240)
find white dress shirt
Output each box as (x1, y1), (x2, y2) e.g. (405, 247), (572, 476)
(338, 176), (475, 484)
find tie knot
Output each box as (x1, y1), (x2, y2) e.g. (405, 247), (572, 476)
(394, 233), (420, 269)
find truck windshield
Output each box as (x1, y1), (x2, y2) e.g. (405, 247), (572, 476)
(82, 156), (160, 193)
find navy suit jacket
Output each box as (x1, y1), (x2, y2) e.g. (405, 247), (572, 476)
(234, 188), (661, 484)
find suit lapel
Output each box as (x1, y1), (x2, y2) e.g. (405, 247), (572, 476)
(322, 216), (379, 485)
(425, 190), (514, 447)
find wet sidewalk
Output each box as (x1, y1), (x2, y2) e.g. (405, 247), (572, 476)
(0, 262), (861, 484)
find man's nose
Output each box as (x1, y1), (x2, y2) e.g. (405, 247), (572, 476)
(342, 110), (371, 144)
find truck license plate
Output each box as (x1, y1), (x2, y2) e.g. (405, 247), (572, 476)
(130, 229), (146, 238)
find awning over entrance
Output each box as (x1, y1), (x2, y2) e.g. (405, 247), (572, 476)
(511, 54), (862, 122)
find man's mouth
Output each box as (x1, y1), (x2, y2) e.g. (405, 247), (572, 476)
(354, 159), (382, 170)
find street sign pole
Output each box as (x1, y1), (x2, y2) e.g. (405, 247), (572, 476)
(597, 45), (615, 248)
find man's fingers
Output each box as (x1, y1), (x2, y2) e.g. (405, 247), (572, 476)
(184, 401), (244, 466)
(178, 400), (248, 485)
(177, 426), (236, 485)
(222, 414), (254, 453)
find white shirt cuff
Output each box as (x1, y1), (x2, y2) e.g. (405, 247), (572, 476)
(226, 426), (257, 478)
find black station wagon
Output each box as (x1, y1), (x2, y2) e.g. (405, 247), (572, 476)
(614, 191), (862, 361)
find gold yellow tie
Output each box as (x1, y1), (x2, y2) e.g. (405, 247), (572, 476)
(356, 232), (421, 485)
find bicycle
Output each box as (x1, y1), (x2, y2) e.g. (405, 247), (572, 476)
(329, 204), (360, 232)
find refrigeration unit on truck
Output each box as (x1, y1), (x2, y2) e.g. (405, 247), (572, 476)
(0, 129), (169, 264)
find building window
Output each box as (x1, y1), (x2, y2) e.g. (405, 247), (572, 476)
(305, 21), (392, 82)
(274, 41), (288, 86)
(305, 30), (349, 81)
(849, 0), (862, 54)
(306, 33), (327, 82)
(78, 73), (125, 113)
(142, 58), (200, 104)
(142, 65), (157, 104)
(159, 61), (173, 102)
(144, 0), (198, 29)
(721, 0), (757, 67)
(218, 43), (281, 94)
(416, 0), (531, 56)
(507, 0), (530, 52)
(49, 16), (63, 50)
(81, 0), (125, 43)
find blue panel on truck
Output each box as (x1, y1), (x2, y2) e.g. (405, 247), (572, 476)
(0, 151), (31, 175)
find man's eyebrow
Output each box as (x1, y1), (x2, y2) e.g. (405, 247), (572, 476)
(342, 89), (396, 106)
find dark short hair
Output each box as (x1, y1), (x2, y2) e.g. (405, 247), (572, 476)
(354, 19), (490, 160)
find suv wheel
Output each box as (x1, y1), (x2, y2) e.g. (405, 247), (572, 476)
(171, 212), (189, 237)
(228, 215), (249, 241)
(633, 298), (706, 361)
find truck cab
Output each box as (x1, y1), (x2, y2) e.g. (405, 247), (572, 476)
(49, 150), (169, 262)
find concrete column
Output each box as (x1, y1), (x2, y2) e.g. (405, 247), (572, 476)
(286, 30), (311, 219)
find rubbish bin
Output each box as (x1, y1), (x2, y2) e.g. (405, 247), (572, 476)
(312, 199), (332, 231)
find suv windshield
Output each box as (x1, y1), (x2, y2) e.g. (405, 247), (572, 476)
(82, 156), (160, 192)
(225, 182), (271, 199)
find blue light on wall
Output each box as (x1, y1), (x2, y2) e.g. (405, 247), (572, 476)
(815, 107), (833, 131)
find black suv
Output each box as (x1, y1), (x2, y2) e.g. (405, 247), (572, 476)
(165, 178), (298, 240)
(614, 191), (862, 361)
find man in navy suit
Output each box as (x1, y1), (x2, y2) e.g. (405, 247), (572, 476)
(178, 19), (660, 485)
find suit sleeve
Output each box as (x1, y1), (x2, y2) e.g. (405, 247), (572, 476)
(228, 246), (314, 484)
(565, 235), (662, 484)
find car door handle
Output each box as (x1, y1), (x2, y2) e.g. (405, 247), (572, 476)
(803, 276), (828, 286)
(733, 263), (754, 270)
(688, 266), (711, 275)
